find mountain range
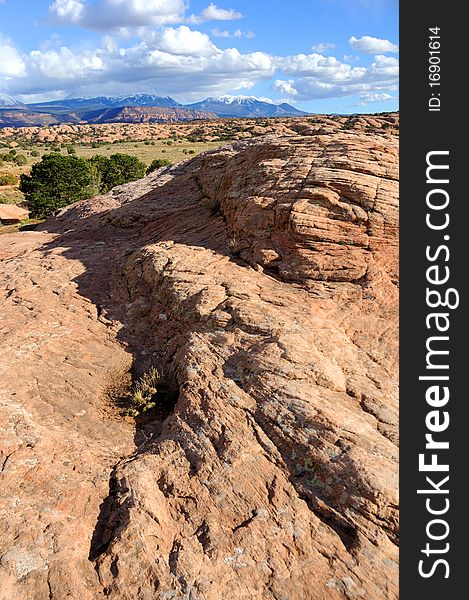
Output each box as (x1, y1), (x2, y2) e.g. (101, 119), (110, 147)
(187, 96), (306, 118)
(0, 94), (307, 127)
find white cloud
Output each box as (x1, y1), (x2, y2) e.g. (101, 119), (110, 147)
(211, 28), (254, 38)
(271, 52), (398, 101)
(159, 26), (217, 56)
(358, 92), (393, 105)
(201, 3), (241, 21)
(2, 24), (398, 108)
(349, 35), (399, 54)
(49, 0), (187, 30)
(343, 54), (360, 63)
(276, 53), (367, 82)
(273, 79), (298, 96)
(3, 30), (276, 102)
(0, 35), (26, 78)
(311, 42), (335, 53)
(29, 46), (105, 79)
(49, 0), (85, 24)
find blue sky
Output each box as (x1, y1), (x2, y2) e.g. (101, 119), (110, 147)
(0, 0), (398, 113)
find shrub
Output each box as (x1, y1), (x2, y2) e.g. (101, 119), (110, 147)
(66, 146), (76, 155)
(86, 155), (108, 195)
(19, 154), (94, 218)
(146, 158), (172, 175)
(0, 173), (18, 186)
(13, 154), (27, 166)
(102, 153), (146, 192)
(126, 367), (161, 416)
(31, 150), (40, 157)
(87, 153), (147, 194)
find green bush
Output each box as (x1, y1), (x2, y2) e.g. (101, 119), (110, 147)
(87, 155), (109, 195)
(0, 173), (18, 186)
(87, 153), (147, 194)
(66, 146), (76, 155)
(146, 158), (172, 175)
(31, 150), (40, 157)
(19, 154), (94, 218)
(13, 154), (27, 166)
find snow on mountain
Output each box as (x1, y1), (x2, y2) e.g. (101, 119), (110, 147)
(187, 96), (307, 117)
(0, 94), (23, 107)
(27, 95), (181, 111)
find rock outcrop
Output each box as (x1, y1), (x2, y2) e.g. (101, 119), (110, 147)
(0, 122), (398, 599)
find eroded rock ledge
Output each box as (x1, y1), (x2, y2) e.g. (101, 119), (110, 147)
(0, 123), (398, 599)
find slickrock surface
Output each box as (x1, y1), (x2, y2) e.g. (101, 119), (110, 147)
(0, 124), (398, 599)
(0, 112), (398, 145)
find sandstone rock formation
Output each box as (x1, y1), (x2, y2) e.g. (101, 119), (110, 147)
(0, 122), (398, 599)
(0, 113), (398, 146)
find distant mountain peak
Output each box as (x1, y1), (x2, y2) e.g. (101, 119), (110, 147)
(28, 95), (181, 111)
(0, 93), (23, 107)
(207, 95), (275, 105)
(187, 96), (307, 118)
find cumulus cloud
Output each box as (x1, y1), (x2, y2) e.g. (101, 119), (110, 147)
(49, 0), (187, 30)
(271, 52), (398, 101)
(358, 92), (394, 105)
(343, 54), (360, 63)
(49, 0), (85, 24)
(2, 22), (398, 107)
(349, 35), (399, 54)
(311, 42), (335, 53)
(2, 29), (276, 101)
(200, 3), (241, 21)
(0, 35), (27, 78)
(273, 79), (298, 96)
(211, 28), (254, 38)
(158, 26), (218, 56)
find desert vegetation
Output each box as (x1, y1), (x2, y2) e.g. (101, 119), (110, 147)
(19, 153), (151, 217)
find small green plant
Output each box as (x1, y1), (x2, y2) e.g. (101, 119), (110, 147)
(146, 158), (172, 175)
(13, 154), (27, 166)
(125, 367), (161, 415)
(228, 236), (242, 256)
(0, 173), (18, 186)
